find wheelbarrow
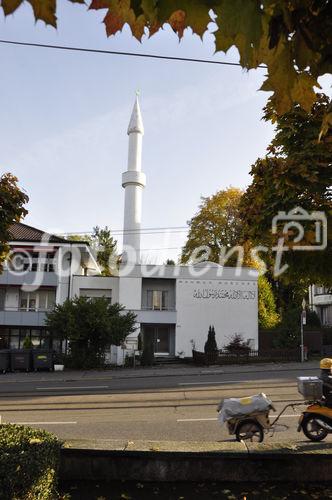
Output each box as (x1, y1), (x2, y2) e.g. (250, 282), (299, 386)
(218, 395), (302, 443)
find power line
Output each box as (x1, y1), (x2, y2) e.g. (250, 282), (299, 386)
(141, 247), (182, 251)
(59, 226), (189, 235)
(0, 39), (267, 68)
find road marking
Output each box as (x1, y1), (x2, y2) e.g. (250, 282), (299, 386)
(35, 385), (109, 390)
(177, 414), (301, 422)
(9, 421), (77, 425)
(177, 417), (218, 422)
(271, 414), (301, 418)
(178, 381), (248, 386)
(201, 370), (225, 374)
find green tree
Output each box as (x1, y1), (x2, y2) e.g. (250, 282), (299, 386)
(258, 275), (279, 329)
(46, 297), (136, 369)
(181, 187), (244, 265)
(2, 1), (332, 130)
(66, 226), (118, 276)
(92, 226), (118, 276)
(0, 173), (28, 271)
(240, 94), (332, 285)
(204, 325), (218, 354)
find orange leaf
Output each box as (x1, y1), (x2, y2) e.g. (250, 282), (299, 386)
(168, 9), (186, 38)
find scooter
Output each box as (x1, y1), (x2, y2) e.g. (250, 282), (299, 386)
(298, 402), (332, 442)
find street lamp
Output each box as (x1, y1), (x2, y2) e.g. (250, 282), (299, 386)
(301, 298), (306, 363)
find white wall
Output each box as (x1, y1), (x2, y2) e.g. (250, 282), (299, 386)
(71, 276), (119, 302)
(175, 278), (258, 357)
(119, 277), (142, 310)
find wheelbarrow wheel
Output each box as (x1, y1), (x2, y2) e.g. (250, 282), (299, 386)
(235, 419), (264, 443)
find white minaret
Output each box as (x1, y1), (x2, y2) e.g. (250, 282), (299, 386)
(122, 95), (146, 262)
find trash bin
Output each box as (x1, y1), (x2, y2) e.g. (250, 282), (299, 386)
(0, 350), (10, 373)
(32, 350), (53, 371)
(10, 349), (31, 372)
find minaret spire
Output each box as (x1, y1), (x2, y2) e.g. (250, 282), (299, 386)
(122, 95), (146, 263)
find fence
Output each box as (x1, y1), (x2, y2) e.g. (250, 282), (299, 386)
(192, 349), (301, 365)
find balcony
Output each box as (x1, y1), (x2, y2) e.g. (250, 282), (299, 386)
(0, 309), (48, 326)
(134, 309), (177, 324)
(0, 270), (58, 287)
(312, 294), (332, 306)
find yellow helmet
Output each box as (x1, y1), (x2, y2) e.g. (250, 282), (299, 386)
(320, 358), (332, 369)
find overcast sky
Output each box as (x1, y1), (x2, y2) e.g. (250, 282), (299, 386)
(0, 3), (331, 263)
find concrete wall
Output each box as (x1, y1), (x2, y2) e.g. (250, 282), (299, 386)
(119, 277), (142, 310)
(175, 278), (258, 356)
(71, 276), (119, 303)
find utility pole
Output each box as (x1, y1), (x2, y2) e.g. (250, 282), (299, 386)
(301, 298), (306, 363)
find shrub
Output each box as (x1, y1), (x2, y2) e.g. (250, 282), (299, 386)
(0, 424), (61, 500)
(204, 326), (218, 354)
(22, 336), (33, 349)
(224, 333), (250, 354)
(141, 337), (155, 366)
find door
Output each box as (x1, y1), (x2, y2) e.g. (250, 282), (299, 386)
(154, 326), (170, 354)
(143, 325), (170, 355)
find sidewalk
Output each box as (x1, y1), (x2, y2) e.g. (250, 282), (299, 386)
(0, 360), (319, 383)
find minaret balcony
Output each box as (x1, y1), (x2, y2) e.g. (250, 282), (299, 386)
(122, 170), (146, 188)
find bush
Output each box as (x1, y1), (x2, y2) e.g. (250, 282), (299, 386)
(224, 333), (250, 354)
(0, 424), (61, 500)
(141, 337), (155, 366)
(204, 326), (218, 354)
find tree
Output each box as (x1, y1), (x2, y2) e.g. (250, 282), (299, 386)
(181, 187), (244, 265)
(0, 173), (28, 271)
(240, 94), (332, 285)
(223, 333), (250, 354)
(182, 186), (280, 329)
(204, 325), (218, 354)
(2, 1), (332, 130)
(45, 297), (137, 369)
(92, 226), (118, 276)
(66, 226), (118, 276)
(258, 275), (279, 329)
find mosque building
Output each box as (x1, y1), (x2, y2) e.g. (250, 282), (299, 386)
(0, 97), (258, 359)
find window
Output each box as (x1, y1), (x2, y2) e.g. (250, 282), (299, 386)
(20, 290), (56, 311)
(79, 289), (112, 304)
(0, 289), (5, 311)
(20, 292), (37, 311)
(147, 290), (169, 310)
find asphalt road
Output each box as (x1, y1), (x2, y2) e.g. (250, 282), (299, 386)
(1, 367), (329, 444)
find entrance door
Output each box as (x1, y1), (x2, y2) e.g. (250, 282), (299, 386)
(143, 325), (170, 355)
(154, 326), (170, 354)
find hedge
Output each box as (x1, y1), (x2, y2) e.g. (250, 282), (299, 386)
(0, 424), (61, 500)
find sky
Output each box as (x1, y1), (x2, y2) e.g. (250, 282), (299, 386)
(0, 2), (331, 263)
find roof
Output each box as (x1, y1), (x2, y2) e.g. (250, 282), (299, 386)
(8, 222), (89, 245)
(127, 95), (144, 135)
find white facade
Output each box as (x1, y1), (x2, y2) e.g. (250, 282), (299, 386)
(71, 264), (258, 358)
(309, 285), (332, 326)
